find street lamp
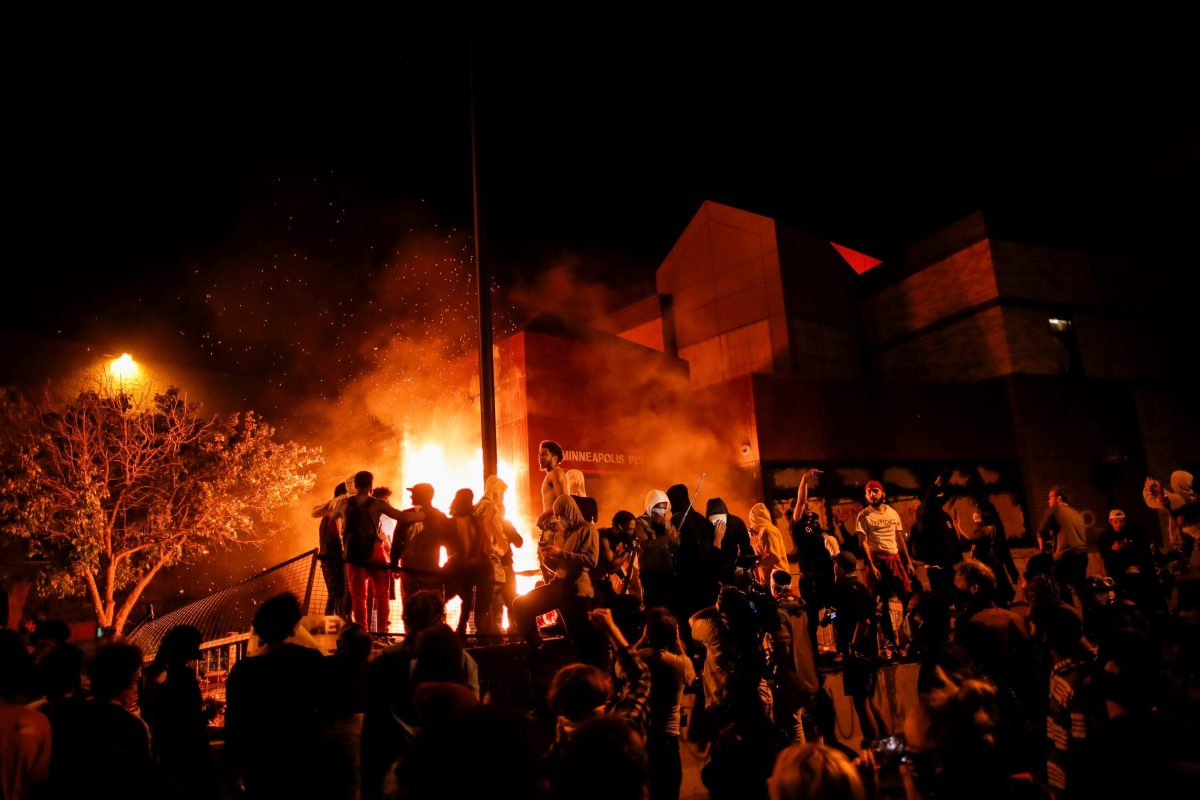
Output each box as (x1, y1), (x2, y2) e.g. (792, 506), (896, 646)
(109, 353), (139, 381)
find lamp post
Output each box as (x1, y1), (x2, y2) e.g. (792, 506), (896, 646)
(470, 11), (498, 482)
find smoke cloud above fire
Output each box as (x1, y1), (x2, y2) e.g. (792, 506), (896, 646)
(189, 200), (766, 569)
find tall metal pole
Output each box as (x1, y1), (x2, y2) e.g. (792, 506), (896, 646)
(470, 9), (498, 481)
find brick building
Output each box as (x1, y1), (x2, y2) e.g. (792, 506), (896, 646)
(498, 201), (1196, 550)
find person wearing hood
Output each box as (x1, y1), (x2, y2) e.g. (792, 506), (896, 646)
(668, 483), (724, 622)
(708, 497), (753, 567)
(636, 490), (679, 611)
(748, 503), (791, 586)
(1144, 470), (1200, 557)
(512, 495), (599, 660)
(667, 483), (715, 553)
(475, 475), (522, 635)
(566, 468), (599, 523)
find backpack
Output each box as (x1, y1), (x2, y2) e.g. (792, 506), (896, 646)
(343, 497), (380, 565)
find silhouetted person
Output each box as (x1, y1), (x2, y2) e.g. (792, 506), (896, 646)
(320, 623), (372, 800)
(50, 641), (158, 797)
(825, 552), (887, 741)
(391, 482), (448, 602)
(314, 471), (423, 632)
(913, 473), (963, 602)
(634, 608), (695, 800)
(140, 625), (213, 799)
(362, 591), (480, 800)
(224, 592), (326, 798)
(1, 630), (50, 800)
(318, 481), (350, 616)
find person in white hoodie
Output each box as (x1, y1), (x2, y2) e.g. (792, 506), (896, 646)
(635, 489), (679, 611)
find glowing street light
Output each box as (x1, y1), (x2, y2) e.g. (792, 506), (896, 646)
(109, 353), (139, 380)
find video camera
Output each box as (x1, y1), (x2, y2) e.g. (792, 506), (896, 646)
(744, 579), (781, 633)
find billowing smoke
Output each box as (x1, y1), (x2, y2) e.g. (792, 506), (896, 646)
(188, 209), (765, 573)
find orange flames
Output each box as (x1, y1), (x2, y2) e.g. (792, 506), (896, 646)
(392, 438), (542, 629)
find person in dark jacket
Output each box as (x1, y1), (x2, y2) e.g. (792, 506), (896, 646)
(140, 625), (213, 799)
(318, 481), (350, 616)
(50, 642), (161, 798)
(913, 474), (964, 603)
(224, 592), (327, 798)
(962, 510), (1020, 607)
(1097, 508), (1161, 614)
(668, 483), (720, 624)
(390, 483), (448, 602)
(708, 497), (753, 567)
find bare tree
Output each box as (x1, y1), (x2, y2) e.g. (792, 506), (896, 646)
(0, 382), (321, 633)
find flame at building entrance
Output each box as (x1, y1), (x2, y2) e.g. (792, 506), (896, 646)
(369, 437), (541, 633)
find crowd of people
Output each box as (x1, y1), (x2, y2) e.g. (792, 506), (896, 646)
(2, 446), (1198, 799)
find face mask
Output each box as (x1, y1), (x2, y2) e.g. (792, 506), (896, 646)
(709, 514), (727, 525)
(651, 506), (667, 520)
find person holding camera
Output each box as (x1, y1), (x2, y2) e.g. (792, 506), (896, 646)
(512, 494), (599, 662)
(596, 510), (642, 604)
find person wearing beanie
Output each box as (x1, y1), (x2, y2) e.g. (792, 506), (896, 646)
(636, 489), (679, 610)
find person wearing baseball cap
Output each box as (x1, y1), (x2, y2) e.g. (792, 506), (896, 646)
(854, 480), (916, 652)
(1097, 508), (1158, 612)
(389, 483), (448, 602)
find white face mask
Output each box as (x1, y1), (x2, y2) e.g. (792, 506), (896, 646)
(651, 506), (668, 520)
(709, 514), (728, 525)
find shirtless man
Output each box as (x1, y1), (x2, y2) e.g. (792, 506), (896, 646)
(538, 440), (569, 512)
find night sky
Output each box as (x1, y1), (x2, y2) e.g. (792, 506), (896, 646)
(10, 10), (1197, 384)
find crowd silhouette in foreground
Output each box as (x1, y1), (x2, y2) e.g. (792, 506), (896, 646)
(2, 461), (1199, 799)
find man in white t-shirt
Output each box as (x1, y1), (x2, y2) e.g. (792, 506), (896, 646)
(855, 480), (916, 650)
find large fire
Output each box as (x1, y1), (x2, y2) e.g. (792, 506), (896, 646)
(381, 438), (542, 631)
